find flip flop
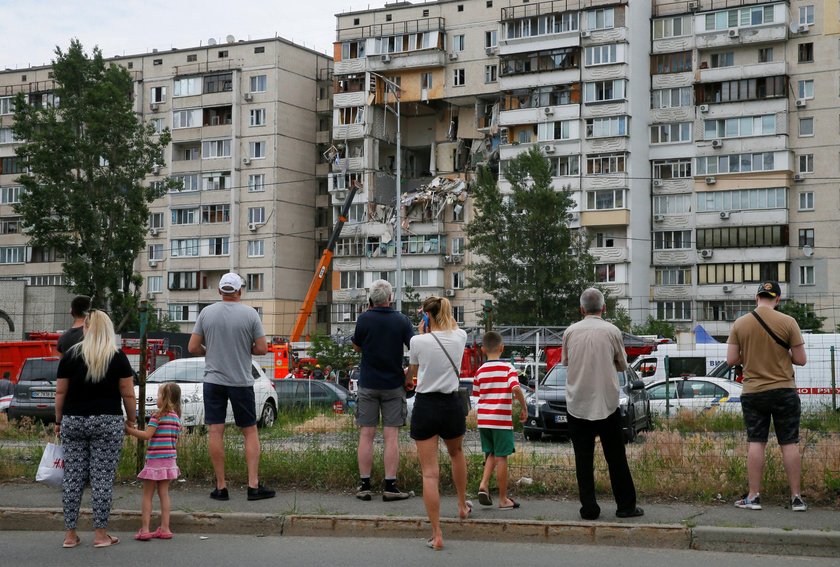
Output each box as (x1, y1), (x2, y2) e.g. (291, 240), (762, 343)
(499, 498), (520, 510)
(62, 536), (81, 548)
(152, 527), (174, 540)
(426, 538), (443, 551)
(93, 535), (120, 548)
(459, 500), (473, 520)
(477, 490), (493, 506)
(134, 530), (154, 541)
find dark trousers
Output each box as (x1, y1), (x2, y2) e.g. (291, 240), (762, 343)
(567, 408), (637, 517)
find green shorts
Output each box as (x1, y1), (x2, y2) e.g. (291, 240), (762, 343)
(479, 428), (515, 457)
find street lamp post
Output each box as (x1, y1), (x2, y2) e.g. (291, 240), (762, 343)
(370, 72), (402, 312)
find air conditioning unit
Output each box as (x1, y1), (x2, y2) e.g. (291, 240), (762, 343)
(722, 285), (733, 293)
(797, 24), (810, 34)
(341, 314), (351, 322)
(248, 222), (259, 232)
(146, 292), (157, 300)
(444, 255), (454, 264)
(719, 211), (731, 220)
(485, 47), (495, 56)
(444, 289), (455, 298)
(795, 99), (807, 108)
(653, 214), (665, 222)
(711, 139), (723, 149)
(380, 54), (391, 63)
(148, 259), (158, 267)
(150, 102), (159, 111)
(452, 254), (463, 264)
(653, 179), (663, 187)
(242, 157), (252, 165)
(699, 104), (710, 113)
(544, 107), (554, 116)
(700, 249), (713, 258)
(705, 176), (717, 185)
(581, 30), (592, 38)
(151, 164), (161, 175)
(567, 212), (579, 222)
(543, 145), (556, 154)
(243, 92), (253, 101)
(688, 1), (699, 11)
(728, 28), (739, 38)
(448, 52), (459, 61)
(793, 173), (805, 181)
(149, 227), (159, 236)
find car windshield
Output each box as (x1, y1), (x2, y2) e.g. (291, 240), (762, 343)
(20, 359), (59, 381)
(707, 361), (734, 378)
(539, 365), (626, 390)
(147, 361), (204, 383)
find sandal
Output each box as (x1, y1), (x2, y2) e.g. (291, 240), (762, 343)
(62, 536), (81, 548)
(134, 530), (154, 541)
(93, 535), (120, 548)
(426, 538), (443, 551)
(459, 500), (473, 520)
(478, 490), (493, 506)
(152, 527), (174, 540)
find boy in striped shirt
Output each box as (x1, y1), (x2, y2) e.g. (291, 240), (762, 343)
(474, 331), (528, 510)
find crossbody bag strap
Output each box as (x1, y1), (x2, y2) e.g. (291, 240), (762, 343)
(429, 332), (461, 381)
(750, 310), (790, 351)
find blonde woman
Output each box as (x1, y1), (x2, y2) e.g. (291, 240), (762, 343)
(408, 296), (469, 551)
(54, 310), (137, 549)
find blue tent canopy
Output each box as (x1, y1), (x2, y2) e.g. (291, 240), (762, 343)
(694, 324), (718, 344)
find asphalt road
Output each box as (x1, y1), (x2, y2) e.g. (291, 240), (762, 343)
(2, 532), (838, 567)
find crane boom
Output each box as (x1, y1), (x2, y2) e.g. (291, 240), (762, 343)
(289, 181), (361, 342)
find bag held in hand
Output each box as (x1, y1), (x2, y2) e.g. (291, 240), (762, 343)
(36, 442), (65, 488)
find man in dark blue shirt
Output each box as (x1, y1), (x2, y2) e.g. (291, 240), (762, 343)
(351, 279), (414, 501)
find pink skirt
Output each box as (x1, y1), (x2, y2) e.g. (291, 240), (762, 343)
(138, 457), (180, 481)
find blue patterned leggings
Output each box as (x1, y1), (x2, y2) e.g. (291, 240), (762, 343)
(60, 415), (124, 530)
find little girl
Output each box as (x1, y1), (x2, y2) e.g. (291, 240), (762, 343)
(126, 382), (182, 541)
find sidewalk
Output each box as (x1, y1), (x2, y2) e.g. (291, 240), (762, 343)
(1, 482), (838, 557)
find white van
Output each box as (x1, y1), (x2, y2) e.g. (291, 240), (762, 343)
(630, 343), (729, 383)
(793, 334), (840, 410)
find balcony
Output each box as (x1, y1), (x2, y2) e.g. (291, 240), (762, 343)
(698, 61), (786, 84)
(590, 246), (628, 263)
(652, 250), (694, 266)
(334, 91), (368, 108)
(695, 208), (788, 228)
(500, 68), (579, 91)
(581, 210), (630, 227)
(696, 282), (789, 301)
(331, 156), (365, 173)
(695, 246), (788, 264)
(651, 285), (693, 300)
(367, 50), (446, 73)
(334, 58), (367, 76)
(696, 22), (788, 50)
(332, 123), (368, 140)
(499, 103), (580, 126)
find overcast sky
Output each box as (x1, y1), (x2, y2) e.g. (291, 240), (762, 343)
(0, 0), (368, 69)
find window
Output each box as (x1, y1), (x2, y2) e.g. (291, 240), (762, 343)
(651, 51), (692, 74)
(1, 185), (23, 204)
(171, 208), (198, 225)
(203, 72), (232, 94)
(710, 52), (734, 68)
(696, 225), (787, 249)
(651, 87), (692, 109)
(0, 217), (21, 235)
(799, 5), (815, 25)
(168, 271), (199, 290)
(657, 301), (691, 321)
(148, 244), (164, 260)
(451, 237), (465, 255)
(403, 269), (431, 287)
(653, 16), (684, 39)
(452, 272), (464, 289)
(485, 30), (497, 48)
(207, 237), (230, 256)
(386, 14), (392, 22)
(799, 154), (814, 173)
(696, 187), (787, 212)
(653, 230), (692, 250)
(554, 155), (580, 176)
(250, 75), (267, 93)
(254, 46), (265, 54)
(150, 87), (166, 103)
(798, 43), (814, 63)
(201, 204), (230, 223)
(248, 207), (266, 224)
(696, 76), (786, 104)
(586, 116), (628, 138)
(697, 262), (788, 284)
(500, 47), (580, 76)
(173, 109), (201, 129)
(595, 264), (616, 283)
(586, 189), (625, 210)
(217, 50), (229, 58)
(538, 120), (574, 141)
(587, 8), (614, 30)
(585, 44), (622, 66)
(453, 34), (465, 52)
(148, 276), (163, 293)
(149, 118), (164, 134)
(0, 157), (23, 175)
(173, 77), (201, 97)
(453, 305), (465, 324)
(201, 172), (230, 191)
(650, 122), (692, 144)
(29, 246), (62, 263)
(249, 141), (266, 159)
(453, 69), (465, 87)
(245, 273), (264, 292)
(694, 152), (776, 175)
(457, 4), (464, 12)
(798, 228), (815, 248)
(0, 96), (15, 115)
(171, 239), (199, 257)
(704, 5), (775, 31)
(586, 153), (626, 174)
(758, 48), (773, 63)
(703, 115), (776, 139)
(201, 139), (231, 159)
(798, 80), (814, 100)
(250, 108), (266, 126)
(584, 80), (625, 102)
(799, 117), (814, 137)
(799, 191), (815, 211)
(0, 246), (25, 264)
(421, 73), (433, 90)
(699, 300), (755, 321)
(652, 159), (692, 179)
(247, 240), (265, 257)
(484, 65), (497, 83)
(168, 304), (197, 322)
(149, 213), (164, 232)
(656, 267), (692, 286)
(799, 265), (815, 286)
(248, 174), (265, 192)
(340, 271), (363, 289)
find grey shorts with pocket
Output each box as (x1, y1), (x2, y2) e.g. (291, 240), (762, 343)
(355, 386), (407, 427)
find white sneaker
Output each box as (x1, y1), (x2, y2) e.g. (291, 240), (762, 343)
(791, 495), (807, 512)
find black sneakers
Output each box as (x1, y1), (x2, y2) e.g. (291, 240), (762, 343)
(356, 485), (372, 501)
(615, 506), (645, 518)
(247, 484), (276, 501)
(382, 486), (412, 502)
(210, 487), (229, 501)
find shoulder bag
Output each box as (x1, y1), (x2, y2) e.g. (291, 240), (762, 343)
(429, 332), (470, 415)
(750, 310), (790, 351)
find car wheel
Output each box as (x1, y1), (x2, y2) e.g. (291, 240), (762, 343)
(258, 401), (277, 428)
(624, 409), (637, 443)
(524, 429), (542, 442)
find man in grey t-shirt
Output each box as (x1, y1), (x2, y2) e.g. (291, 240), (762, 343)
(189, 272), (274, 501)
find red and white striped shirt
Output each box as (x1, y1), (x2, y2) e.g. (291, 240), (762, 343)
(473, 361), (520, 430)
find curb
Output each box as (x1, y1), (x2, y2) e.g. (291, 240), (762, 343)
(1, 508), (838, 557)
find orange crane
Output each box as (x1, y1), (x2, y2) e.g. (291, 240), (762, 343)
(289, 180), (361, 342)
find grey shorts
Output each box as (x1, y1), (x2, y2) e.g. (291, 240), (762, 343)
(355, 386), (407, 428)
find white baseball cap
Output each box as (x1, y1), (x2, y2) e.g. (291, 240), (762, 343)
(218, 272), (243, 293)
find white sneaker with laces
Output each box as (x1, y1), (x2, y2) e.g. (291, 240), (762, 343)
(791, 495), (807, 512)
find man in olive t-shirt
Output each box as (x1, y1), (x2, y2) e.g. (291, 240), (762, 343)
(726, 280), (807, 512)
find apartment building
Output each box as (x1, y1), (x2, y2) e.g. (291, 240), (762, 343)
(0, 37), (332, 339)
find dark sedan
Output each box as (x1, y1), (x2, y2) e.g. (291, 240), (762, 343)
(523, 365), (651, 443)
(272, 379), (356, 414)
(7, 357), (60, 422)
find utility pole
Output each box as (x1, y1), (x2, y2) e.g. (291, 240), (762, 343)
(136, 300), (149, 474)
(483, 300), (493, 333)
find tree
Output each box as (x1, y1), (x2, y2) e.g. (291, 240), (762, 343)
(631, 316), (677, 341)
(608, 304), (633, 333)
(466, 147), (595, 325)
(308, 333), (360, 372)
(777, 300), (826, 333)
(12, 40), (175, 328)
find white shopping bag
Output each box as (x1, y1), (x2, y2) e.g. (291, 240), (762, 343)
(36, 442), (65, 488)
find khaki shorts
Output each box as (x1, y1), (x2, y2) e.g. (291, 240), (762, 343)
(355, 387), (407, 427)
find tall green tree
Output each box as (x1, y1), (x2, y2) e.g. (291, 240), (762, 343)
(308, 333), (360, 372)
(632, 315), (677, 341)
(777, 300), (826, 333)
(466, 147), (595, 325)
(12, 40), (174, 328)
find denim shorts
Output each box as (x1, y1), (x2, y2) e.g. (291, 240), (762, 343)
(741, 388), (801, 445)
(410, 391), (466, 441)
(203, 383), (256, 428)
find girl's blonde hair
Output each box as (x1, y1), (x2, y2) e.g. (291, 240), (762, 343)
(70, 309), (118, 383)
(157, 382), (182, 418)
(422, 296), (459, 332)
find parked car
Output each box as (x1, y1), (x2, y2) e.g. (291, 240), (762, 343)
(7, 357), (60, 422)
(645, 376), (742, 415)
(272, 378), (355, 414)
(523, 365), (651, 443)
(405, 378), (477, 423)
(138, 358), (278, 428)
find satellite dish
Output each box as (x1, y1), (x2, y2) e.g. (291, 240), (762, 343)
(789, 22), (799, 34)
(226, 35), (235, 44)
(208, 38), (217, 46)
(803, 245), (814, 257)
